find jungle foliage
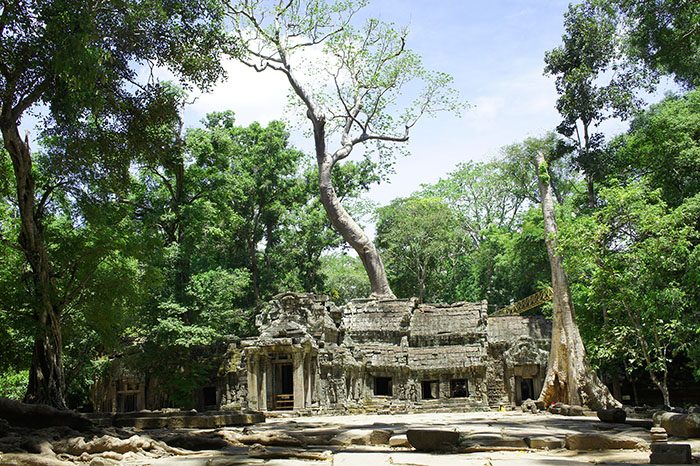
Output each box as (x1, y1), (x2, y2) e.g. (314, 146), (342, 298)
(0, 0), (699, 408)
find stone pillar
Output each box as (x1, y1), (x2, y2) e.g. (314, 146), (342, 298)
(305, 354), (312, 407)
(293, 351), (305, 410)
(261, 355), (269, 411)
(312, 358), (321, 404)
(247, 353), (258, 410)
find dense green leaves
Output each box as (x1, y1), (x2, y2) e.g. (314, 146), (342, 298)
(611, 0), (700, 88)
(612, 89), (700, 207)
(376, 196), (457, 303)
(544, 1), (656, 205)
(1, 0), (699, 409)
(561, 180), (700, 403)
(376, 157), (553, 306)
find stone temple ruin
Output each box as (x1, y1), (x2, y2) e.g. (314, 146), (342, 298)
(94, 292), (552, 413)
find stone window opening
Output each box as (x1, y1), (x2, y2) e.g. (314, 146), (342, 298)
(374, 377), (393, 396)
(450, 379), (468, 398)
(422, 380), (439, 399)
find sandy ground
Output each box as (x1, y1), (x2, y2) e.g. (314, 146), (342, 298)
(121, 410), (700, 466)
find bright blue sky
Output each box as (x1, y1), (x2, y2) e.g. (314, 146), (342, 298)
(185, 0), (580, 207)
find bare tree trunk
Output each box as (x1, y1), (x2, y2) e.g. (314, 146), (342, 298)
(2, 121), (67, 409)
(625, 304), (672, 407)
(318, 155), (394, 299)
(534, 152), (618, 410)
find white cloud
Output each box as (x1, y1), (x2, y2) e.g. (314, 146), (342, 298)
(185, 58), (291, 128)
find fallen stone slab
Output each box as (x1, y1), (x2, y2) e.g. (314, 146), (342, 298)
(330, 429), (392, 446)
(491, 436), (528, 448)
(650, 443), (692, 464)
(626, 419), (654, 429)
(0, 397), (91, 431)
(389, 434), (411, 447)
(654, 412), (700, 438)
(247, 443), (331, 461)
(461, 434), (527, 448)
(569, 405), (584, 416)
(406, 429), (460, 452)
(525, 436), (564, 450)
(565, 432), (645, 450)
(597, 408), (627, 424)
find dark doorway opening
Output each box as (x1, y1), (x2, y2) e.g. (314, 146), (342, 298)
(422, 380), (439, 399)
(203, 386), (217, 407)
(374, 377), (393, 396)
(123, 394), (136, 412)
(450, 379), (468, 398)
(274, 363), (294, 410)
(520, 378), (534, 401)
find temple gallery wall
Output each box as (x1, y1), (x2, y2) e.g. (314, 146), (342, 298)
(94, 293), (552, 413)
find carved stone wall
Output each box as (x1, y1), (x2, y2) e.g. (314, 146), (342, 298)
(93, 293), (551, 414)
(239, 293), (551, 413)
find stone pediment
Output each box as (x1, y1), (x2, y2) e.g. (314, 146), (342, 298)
(503, 338), (549, 368)
(260, 320), (310, 339)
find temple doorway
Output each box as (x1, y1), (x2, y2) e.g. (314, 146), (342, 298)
(273, 360), (294, 410)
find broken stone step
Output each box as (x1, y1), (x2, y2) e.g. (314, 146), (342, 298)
(525, 436), (564, 450)
(650, 443), (692, 464)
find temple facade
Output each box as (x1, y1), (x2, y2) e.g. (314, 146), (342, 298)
(94, 292), (552, 413)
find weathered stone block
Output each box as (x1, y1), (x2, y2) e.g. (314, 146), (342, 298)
(597, 408), (626, 424)
(389, 434), (411, 447)
(650, 443), (692, 464)
(565, 433), (644, 450)
(406, 429), (460, 451)
(654, 412), (700, 438)
(525, 436), (564, 449)
(330, 429), (392, 446)
(461, 434), (526, 448)
(568, 405), (584, 416)
(489, 436), (528, 448)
